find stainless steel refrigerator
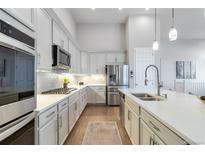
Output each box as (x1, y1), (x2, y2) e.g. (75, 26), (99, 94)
(105, 65), (129, 105)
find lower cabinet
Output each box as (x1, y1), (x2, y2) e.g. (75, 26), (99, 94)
(87, 86), (106, 104)
(39, 116), (58, 145)
(69, 100), (77, 131)
(140, 108), (187, 145)
(58, 107), (69, 145)
(124, 103), (140, 145)
(140, 120), (165, 145)
(140, 120), (155, 145)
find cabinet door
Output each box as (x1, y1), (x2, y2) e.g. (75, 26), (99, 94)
(130, 110), (140, 145)
(95, 91), (106, 104)
(36, 9), (52, 71)
(69, 102), (76, 131)
(124, 103), (131, 136)
(58, 107), (69, 145)
(5, 8), (35, 30)
(106, 53), (125, 64)
(97, 54), (106, 74)
(61, 32), (69, 51)
(140, 120), (154, 145)
(81, 52), (88, 74)
(154, 135), (165, 145)
(39, 116), (57, 145)
(52, 21), (62, 46)
(87, 87), (96, 104)
(89, 54), (97, 74)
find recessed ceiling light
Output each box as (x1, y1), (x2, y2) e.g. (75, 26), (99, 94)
(118, 8), (123, 11)
(145, 8), (149, 11)
(91, 8), (95, 10)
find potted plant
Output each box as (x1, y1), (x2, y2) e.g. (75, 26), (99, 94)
(63, 76), (70, 88)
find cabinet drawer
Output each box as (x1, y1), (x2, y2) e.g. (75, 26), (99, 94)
(141, 109), (187, 145)
(39, 105), (57, 128)
(69, 91), (79, 104)
(125, 96), (140, 116)
(91, 86), (105, 91)
(58, 99), (68, 112)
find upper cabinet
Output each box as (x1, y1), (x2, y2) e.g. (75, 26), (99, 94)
(106, 53), (126, 64)
(69, 42), (81, 74)
(81, 52), (88, 74)
(52, 20), (69, 51)
(3, 8), (35, 31)
(36, 9), (52, 71)
(89, 53), (106, 74)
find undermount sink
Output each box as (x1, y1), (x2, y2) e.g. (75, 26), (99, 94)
(132, 93), (153, 98)
(132, 93), (164, 101)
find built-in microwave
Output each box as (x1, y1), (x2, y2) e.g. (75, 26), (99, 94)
(52, 45), (71, 70)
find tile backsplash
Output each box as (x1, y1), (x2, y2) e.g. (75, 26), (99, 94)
(37, 72), (106, 93)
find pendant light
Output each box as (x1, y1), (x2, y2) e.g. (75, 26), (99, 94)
(153, 8), (159, 51)
(169, 8), (178, 41)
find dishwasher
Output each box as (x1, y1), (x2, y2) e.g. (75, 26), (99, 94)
(119, 91), (125, 126)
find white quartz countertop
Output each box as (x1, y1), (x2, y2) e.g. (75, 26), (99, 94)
(119, 87), (205, 144)
(36, 85), (87, 113)
(36, 84), (105, 114)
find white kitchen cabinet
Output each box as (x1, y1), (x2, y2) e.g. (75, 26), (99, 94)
(89, 53), (106, 74)
(124, 103), (131, 136)
(69, 42), (81, 74)
(3, 8), (35, 30)
(81, 52), (88, 74)
(58, 107), (69, 145)
(141, 109), (187, 145)
(52, 20), (69, 51)
(69, 101), (77, 131)
(106, 53), (126, 64)
(36, 8), (52, 71)
(124, 100), (140, 145)
(95, 91), (106, 103)
(154, 135), (165, 145)
(130, 110), (140, 144)
(87, 86), (106, 104)
(39, 116), (58, 145)
(140, 120), (155, 145)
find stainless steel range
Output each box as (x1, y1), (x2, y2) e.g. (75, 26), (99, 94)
(42, 88), (77, 94)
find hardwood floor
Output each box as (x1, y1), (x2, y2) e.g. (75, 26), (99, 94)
(64, 104), (132, 145)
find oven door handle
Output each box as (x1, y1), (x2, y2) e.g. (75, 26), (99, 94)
(0, 112), (35, 142)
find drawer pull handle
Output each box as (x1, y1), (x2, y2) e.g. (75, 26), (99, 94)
(150, 137), (154, 145)
(46, 111), (55, 118)
(62, 103), (67, 107)
(149, 121), (160, 132)
(59, 116), (63, 128)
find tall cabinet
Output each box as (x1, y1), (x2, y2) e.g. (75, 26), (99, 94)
(36, 9), (52, 71)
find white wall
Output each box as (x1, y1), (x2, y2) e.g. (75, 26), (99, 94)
(77, 23), (125, 52)
(53, 8), (77, 40)
(126, 15), (160, 88)
(158, 39), (205, 83)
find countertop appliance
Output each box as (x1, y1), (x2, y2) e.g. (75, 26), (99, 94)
(52, 45), (71, 70)
(0, 42), (36, 144)
(42, 88), (77, 95)
(119, 91), (125, 125)
(105, 65), (129, 105)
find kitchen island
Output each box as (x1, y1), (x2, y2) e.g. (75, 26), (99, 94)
(119, 87), (205, 145)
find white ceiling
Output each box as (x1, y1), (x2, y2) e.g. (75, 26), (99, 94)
(69, 8), (205, 24)
(69, 8), (156, 23)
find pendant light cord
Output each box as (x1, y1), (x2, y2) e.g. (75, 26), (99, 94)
(155, 8), (157, 41)
(172, 8), (175, 28)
